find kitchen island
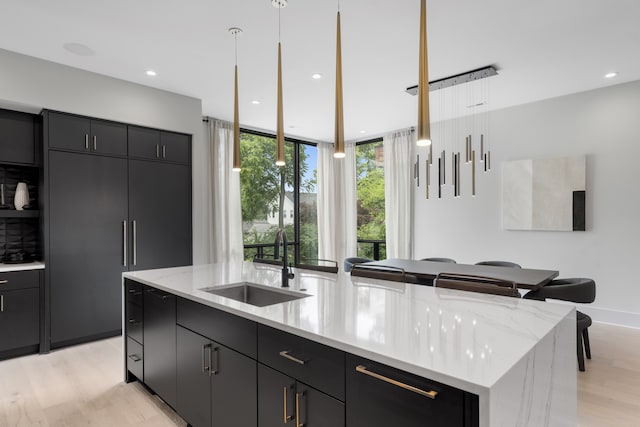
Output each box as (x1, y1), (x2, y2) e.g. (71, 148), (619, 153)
(123, 261), (575, 427)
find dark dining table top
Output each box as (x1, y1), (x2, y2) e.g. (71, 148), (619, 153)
(362, 258), (559, 290)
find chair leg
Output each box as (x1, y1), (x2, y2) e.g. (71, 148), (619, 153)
(583, 327), (591, 360)
(577, 328), (586, 372)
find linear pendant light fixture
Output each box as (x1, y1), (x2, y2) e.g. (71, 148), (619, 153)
(416, 0), (431, 147)
(333, 1), (345, 159)
(273, 0), (287, 167)
(229, 27), (243, 172)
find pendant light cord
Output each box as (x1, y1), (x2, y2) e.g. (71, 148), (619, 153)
(278, 4), (281, 42)
(234, 32), (238, 66)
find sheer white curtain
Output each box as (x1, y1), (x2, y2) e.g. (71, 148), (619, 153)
(207, 119), (244, 264)
(317, 142), (357, 267)
(384, 129), (414, 259)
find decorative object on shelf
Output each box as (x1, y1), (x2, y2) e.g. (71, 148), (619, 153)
(333, 0), (345, 159)
(0, 183), (8, 209)
(273, 0), (288, 167)
(14, 182), (30, 210)
(230, 27), (243, 172)
(416, 0), (431, 148)
(502, 155), (586, 231)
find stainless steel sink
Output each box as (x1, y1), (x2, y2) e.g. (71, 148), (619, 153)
(201, 282), (308, 307)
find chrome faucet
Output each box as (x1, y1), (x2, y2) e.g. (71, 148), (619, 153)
(274, 228), (294, 287)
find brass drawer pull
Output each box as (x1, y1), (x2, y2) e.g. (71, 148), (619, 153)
(355, 365), (438, 399)
(279, 351), (306, 365)
(296, 391), (305, 427)
(283, 387), (293, 423)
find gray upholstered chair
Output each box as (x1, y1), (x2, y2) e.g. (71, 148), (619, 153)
(434, 273), (520, 298)
(523, 278), (596, 371)
(343, 257), (373, 273)
(420, 257), (457, 263)
(475, 260), (522, 268)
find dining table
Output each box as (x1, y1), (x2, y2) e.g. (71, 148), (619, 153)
(358, 258), (559, 290)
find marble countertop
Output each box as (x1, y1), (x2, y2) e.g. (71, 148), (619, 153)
(0, 261), (45, 272)
(123, 261), (574, 396)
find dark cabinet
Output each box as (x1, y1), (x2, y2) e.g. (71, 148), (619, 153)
(176, 325), (257, 427)
(346, 354), (477, 427)
(129, 126), (190, 164)
(0, 271), (40, 355)
(0, 108), (36, 165)
(128, 160), (191, 270)
(47, 112), (127, 156)
(48, 151), (128, 346)
(44, 110), (192, 349)
(258, 363), (344, 427)
(144, 287), (177, 409)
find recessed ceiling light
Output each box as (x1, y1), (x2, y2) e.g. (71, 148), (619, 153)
(359, 130), (366, 134)
(146, 70), (157, 77)
(63, 42), (95, 57)
(604, 72), (618, 79)
(251, 100), (260, 105)
(311, 73), (323, 80)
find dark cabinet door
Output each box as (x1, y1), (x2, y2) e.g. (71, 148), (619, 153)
(48, 151), (128, 345)
(0, 287), (39, 352)
(129, 160), (191, 270)
(346, 355), (466, 427)
(48, 112), (126, 156)
(176, 326), (212, 427)
(90, 120), (127, 156)
(160, 132), (190, 164)
(48, 112), (91, 152)
(128, 126), (161, 160)
(0, 108), (35, 165)
(144, 287), (177, 409)
(212, 343), (257, 427)
(296, 383), (345, 427)
(258, 364), (296, 427)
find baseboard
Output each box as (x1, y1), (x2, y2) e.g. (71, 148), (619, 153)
(578, 305), (640, 329)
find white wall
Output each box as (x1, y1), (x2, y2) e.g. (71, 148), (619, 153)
(414, 80), (640, 328)
(0, 49), (211, 264)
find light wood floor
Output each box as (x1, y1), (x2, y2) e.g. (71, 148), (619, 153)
(1, 322), (639, 426)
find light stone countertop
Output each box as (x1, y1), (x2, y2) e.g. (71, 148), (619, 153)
(0, 261), (45, 273)
(123, 261), (574, 399)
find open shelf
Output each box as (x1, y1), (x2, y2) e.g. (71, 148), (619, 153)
(0, 210), (40, 218)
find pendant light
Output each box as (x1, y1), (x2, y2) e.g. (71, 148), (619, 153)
(334, 0), (345, 159)
(229, 27), (243, 172)
(273, 0), (287, 167)
(416, 0), (431, 147)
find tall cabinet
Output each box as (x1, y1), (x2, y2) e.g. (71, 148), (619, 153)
(43, 110), (192, 349)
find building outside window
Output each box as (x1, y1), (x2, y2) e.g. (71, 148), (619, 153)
(239, 131), (318, 267)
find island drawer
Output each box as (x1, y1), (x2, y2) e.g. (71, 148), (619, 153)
(125, 280), (143, 307)
(177, 297), (257, 358)
(346, 354), (478, 427)
(126, 301), (143, 344)
(126, 337), (144, 381)
(258, 324), (345, 401)
(0, 270), (40, 292)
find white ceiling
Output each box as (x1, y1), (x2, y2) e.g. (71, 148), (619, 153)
(1, 0), (639, 142)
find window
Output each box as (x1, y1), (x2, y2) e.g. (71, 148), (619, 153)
(356, 139), (386, 260)
(239, 131), (318, 268)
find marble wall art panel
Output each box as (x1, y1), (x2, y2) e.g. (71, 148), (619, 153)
(502, 156), (586, 231)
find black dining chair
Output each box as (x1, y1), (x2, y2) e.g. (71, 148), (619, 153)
(343, 257), (373, 273)
(475, 260), (522, 268)
(523, 278), (596, 371)
(434, 273), (520, 298)
(420, 257), (457, 263)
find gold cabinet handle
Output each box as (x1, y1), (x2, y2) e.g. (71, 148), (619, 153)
(279, 351), (306, 365)
(295, 391), (305, 427)
(355, 365), (438, 400)
(283, 387), (293, 423)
